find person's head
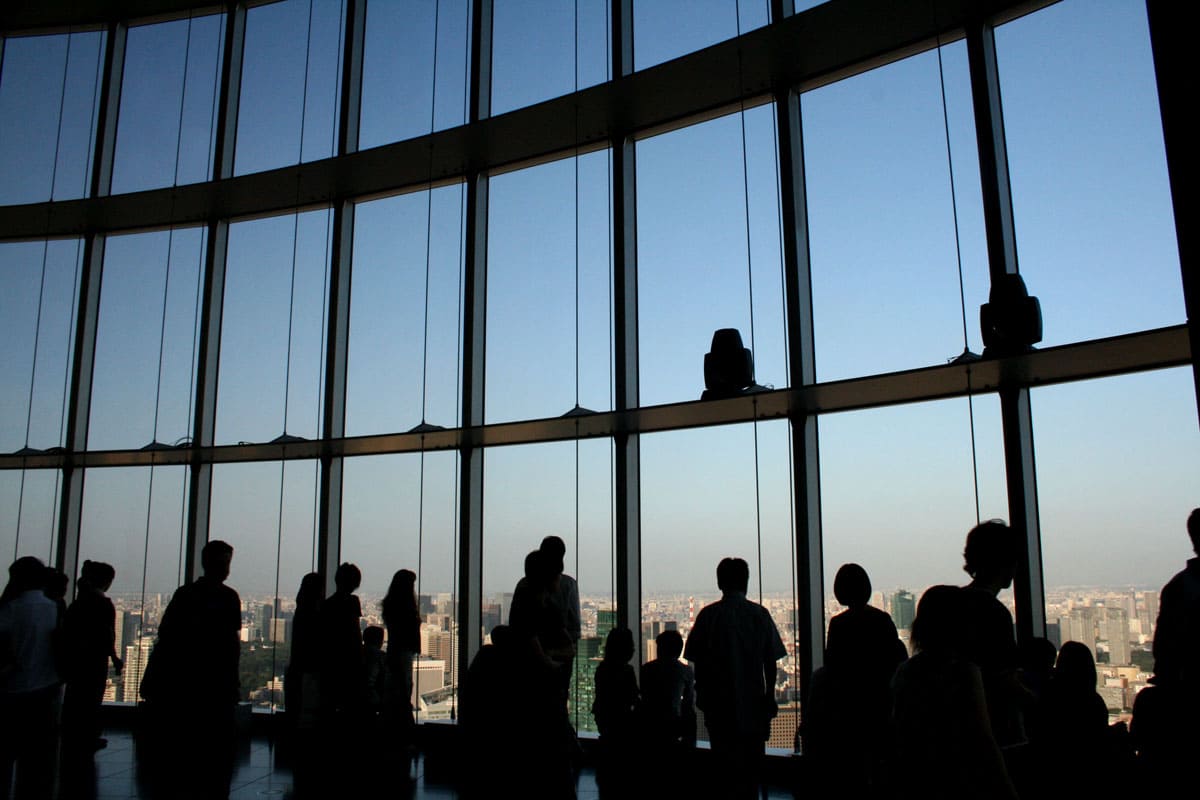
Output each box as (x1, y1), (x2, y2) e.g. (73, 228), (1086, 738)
(201, 540), (234, 581)
(363, 625), (384, 650)
(43, 567), (68, 600)
(656, 629), (684, 662)
(523, 550), (555, 590)
(539, 536), (566, 575)
(910, 585), (966, 656)
(387, 568), (417, 596)
(490, 624), (511, 649)
(833, 563), (871, 609)
(296, 572), (323, 609)
(334, 562), (361, 593)
(1019, 636), (1057, 675)
(604, 627), (634, 663)
(716, 557), (750, 595)
(4, 556), (46, 598)
(1188, 508), (1200, 555)
(963, 520), (1017, 589)
(383, 569), (419, 619)
(1054, 641), (1097, 692)
(79, 560), (116, 593)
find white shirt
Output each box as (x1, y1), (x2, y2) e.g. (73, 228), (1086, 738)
(0, 589), (60, 694)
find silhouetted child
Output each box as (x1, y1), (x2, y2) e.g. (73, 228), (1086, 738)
(638, 629), (696, 749)
(593, 627), (638, 796)
(362, 626), (386, 717)
(1035, 641), (1115, 797)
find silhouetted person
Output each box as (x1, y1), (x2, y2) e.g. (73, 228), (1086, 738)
(515, 537), (580, 707)
(684, 557), (786, 800)
(381, 568), (420, 752)
(639, 629), (696, 751)
(62, 560), (122, 754)
(593, 627), (638, 796)
(638, 628), (695, 794)
(960, 520), (1025, 749)
(320, 562), (365, 720)
(1152, 508), (1200, 689)
(0, 556), (61, 800)
(141, 540), (240, 800)
(1136, 507), (1200, 793)
(889, 585), (1018, 800)
(461, 626), (519, 798)
(507, 552), (575, 798)
(285, 572), (324, 732)
(805, 563), (906, 797)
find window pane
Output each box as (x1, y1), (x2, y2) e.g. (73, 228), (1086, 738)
(997, 0), (1183, 344)
(636, 108), (786, 406)
(803, 44), (988, 382)
(236, 0), (343, 175)
(482, 439), (614, 732)
(347, 187), (463, 435)
(0, 31), (105, 204)
(111, 15), (224, 193)
(218, 211), (330, 445)
(210, 460), (320, 711)
(0, 240), (82, 453)
(641, 421), (800, 748)
(633, 0), (768, 72)
(491, 0), (609, 115)
(90, 229), (205, 450)
(341, 451), (461, 720)
(819, 397), (1008, 648)
(0, 469), (64, 565)
(486, 153), (612, 423)
(79, 465), (189, 703)
(359, 0), (469, 149)
(1034, 368), (1199, 718)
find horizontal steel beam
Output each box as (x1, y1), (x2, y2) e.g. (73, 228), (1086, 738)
(1, 0), (1054, 241)
(2, 324), (1186, 470)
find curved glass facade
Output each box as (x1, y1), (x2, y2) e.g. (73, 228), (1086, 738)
(1, 0), (1195, 743)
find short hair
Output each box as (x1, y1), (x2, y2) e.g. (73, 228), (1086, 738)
(833, 563), (871, 608)
(656, 629), (684, 661)
(963, 520), (1016, 579)
(201, 540), (234, 573)
(539, 536), (566, 559)
(363, 625), (384, 648)
(716, 557), (750, 594)
(1188, 508), (1200, 554)
(334, 562), (362, 592)
(7, 556), (46, 594)
(910, 585), (966, 655)
(604, 627), (634, 663)
(80, 560), (116, 589)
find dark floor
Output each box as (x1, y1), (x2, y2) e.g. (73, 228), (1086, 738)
(73, 728), (794, 799)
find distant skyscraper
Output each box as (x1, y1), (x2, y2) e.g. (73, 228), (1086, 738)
(270, 617), (291, 646)
(1046, 621), (1062, 650)
(121, 611), (142, 654)
(122, 636), (155, 703)
(259, 603), (274, 639)
(890, 590), (915, 631)
(1101, 607), (1131, 665)
(1060, 607), (1098, 658)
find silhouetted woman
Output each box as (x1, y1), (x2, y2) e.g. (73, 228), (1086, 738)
(889, 585), (1018, 800)
(381, 569), (420, 747)
(285, 572), (324, 731)
(62, 560), (122, 753)
(593, 627), (638, 796)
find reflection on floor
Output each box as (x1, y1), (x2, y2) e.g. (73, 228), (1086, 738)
(79, 729), (795, 799)
(82, 729), (580, 799)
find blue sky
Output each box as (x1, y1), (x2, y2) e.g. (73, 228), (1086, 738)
(1, 0), (1196, 612)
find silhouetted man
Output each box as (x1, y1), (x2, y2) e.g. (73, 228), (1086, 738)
(1152, 508), (1200, 689)
(960, 520), (1023, 748)
(684, 557), (785, 799)
(143, 540), (240, 800)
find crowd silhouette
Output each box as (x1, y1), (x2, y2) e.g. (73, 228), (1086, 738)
(2, 510), (1198, 799)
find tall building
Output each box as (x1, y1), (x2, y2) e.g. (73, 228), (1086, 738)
(1100, 607), (1131, 666)
(890, 590), (916, 632)
(122, 636), (156, 703)
(1061, 607), (1098, 658)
